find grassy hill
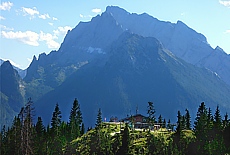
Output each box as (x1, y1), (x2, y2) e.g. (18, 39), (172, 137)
(64, 122), (195, 155)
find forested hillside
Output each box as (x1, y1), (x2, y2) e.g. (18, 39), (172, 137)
(1, 99), (229, 155)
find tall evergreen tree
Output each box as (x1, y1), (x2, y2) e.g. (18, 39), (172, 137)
(181, 115), (186, 130)
(176, 111), (182, 133)
(94, 108), (107, 154)
(147, 102), (156, 126)
(162, 119), (166, 128)
(193, 102), (208, 154)
(95, 108), (102, 128)
(194, 102), (208, 135)
(185, 109), (191, 130)
(7, 116), (22, 155)
(158, 114), (163, 125)
(68, 99), (82, 140)
(213, 105), (222, 131)
(173, 111), (186, 154)
(35, 117), (46, 154)
(51, 103), (62, 134)
(49, 103), (62, 155)
(207, 107), (214, 131)
(35, 117), (45, 136)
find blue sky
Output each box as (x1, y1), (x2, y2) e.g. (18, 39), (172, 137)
(1, 0), (230, 69)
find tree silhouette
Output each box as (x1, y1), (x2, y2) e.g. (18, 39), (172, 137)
(147, 102), (156, 127)
(185, 109), (191, 130)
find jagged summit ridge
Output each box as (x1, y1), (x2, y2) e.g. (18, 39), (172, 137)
(24, 6), (230, 86)
(103, 6), (230, 85)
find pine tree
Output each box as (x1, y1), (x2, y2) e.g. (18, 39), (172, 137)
(181, 115), (186, 130)
(207, 107), (213, 131)
(7, 116), (22, 155)
(162, 119), (166, 128)
(193, 102), (208, 154)
(173, 110), (183, 153)
(194, 102), (208, 136)
(158, 114), (163, 125)
(147, 102), (156, 126)
(213, 105), (222, 131)
(185, 109), (191, 130)
(51, 103), (62, 134)
(49, 103), (62, 154)
(206, 105), (226, 154)
(95, 108), (102, 128)
(94, 108), (103, 154)
(76, 103), (83, 126)
(34, 117), (46, 154)
(35, 117), (45, 136)
(68, 99), (82, 140)
(176, 111), (182, 133)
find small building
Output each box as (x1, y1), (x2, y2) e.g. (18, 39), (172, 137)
(120, 114), (166, 130)
(120, 114), (153, 129)
(120, 114), (147, 123)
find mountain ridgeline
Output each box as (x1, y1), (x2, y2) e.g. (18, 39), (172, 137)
(1, 6), (230, 128)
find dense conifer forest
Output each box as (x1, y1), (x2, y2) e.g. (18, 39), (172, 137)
(0, 99), (229, 155)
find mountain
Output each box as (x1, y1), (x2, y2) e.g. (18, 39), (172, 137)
(2, 6), (230, 128)
(0, 59), (27, 79)
(104, 6), (230, 86)
(32, 6), (229, 86)
(35, 32), (230, 127)
(0, 61), (25, 128)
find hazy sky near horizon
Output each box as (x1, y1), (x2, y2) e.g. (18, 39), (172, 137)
(1, 0), (230, 69)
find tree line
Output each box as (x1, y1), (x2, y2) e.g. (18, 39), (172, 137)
(0, 98), (84, 155)
(1, 100), (230, 155)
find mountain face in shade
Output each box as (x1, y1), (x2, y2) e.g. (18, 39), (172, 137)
(0, 61), (25, 128)
(0, 59), (27, 79)
(2, 6), (230, 128)
(35, 32), (230, 127)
